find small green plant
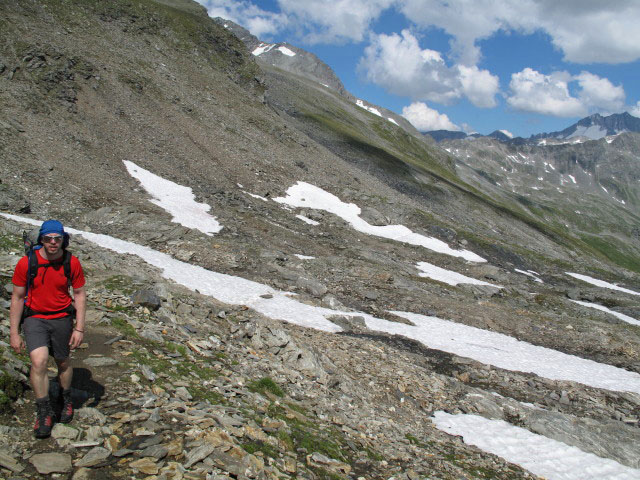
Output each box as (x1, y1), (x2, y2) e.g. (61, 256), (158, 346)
(277, 430), (294, 451)
(249, 377), (284, 397)
(110, 317), (138, 337)
(0, 374), (24, 414)
(242, 440), (278, 458)
(0, 234), (21, 252)
(102, 275), (136, 295)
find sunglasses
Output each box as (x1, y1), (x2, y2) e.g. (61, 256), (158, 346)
(42, 235), (63, 243)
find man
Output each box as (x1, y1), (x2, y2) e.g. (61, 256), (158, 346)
(9, 219), (86, 439)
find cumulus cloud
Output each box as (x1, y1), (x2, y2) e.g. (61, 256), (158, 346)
(198, 0), (288, 37)
(457, 65), (499, 108)
(359, 30), (499, 107)
(277, 0), (394, 44)
(399, 0), (640, 65)
(507, 68), (627, 117)
(402, 102), (460, 131)
(630, 102), (640, 118)
(507, 68), (585, 117)
(575, 72), (625, 112)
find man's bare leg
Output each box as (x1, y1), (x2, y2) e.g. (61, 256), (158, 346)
(56, 357), (72, 391)
(29, 346), (50, 399)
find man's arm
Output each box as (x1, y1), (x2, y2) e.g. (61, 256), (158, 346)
(9, 285), (26, 354)
(69, 286), (86, 349)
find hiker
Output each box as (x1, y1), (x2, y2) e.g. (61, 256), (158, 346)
(9, 219), (86, 439)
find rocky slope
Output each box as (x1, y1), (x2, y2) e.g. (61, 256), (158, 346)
(0, 1), (639, 479)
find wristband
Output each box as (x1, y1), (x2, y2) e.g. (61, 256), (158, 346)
(74, 328), (84, 333)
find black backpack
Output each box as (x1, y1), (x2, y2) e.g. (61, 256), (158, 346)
(21, 228), (75, 319)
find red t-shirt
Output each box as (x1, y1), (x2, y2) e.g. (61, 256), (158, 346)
(12, 249), (85, 319)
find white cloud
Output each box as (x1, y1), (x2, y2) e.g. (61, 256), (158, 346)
(507, 68), (585, 117)
(201, 1), (640, 66)
(277, 0), (394, 44)
(197, 0), (287, 37)
(507, 68), (627, 117)
(575, 72), (625, 113)
(458, 65), (499, 108)
(630, 102), (640, 118)
(499, 129), (514, 138)
(402, 102), (460, 131)
(398, 0), (640, 65)
(359, 30), (499, 107)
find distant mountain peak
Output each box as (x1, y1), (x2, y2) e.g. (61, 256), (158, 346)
(426, 112), (640, 144)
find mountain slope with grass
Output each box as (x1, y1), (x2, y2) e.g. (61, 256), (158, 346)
(0, 1), (639, 479)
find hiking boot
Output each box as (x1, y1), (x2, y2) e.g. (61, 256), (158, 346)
(34, 398), (54, 439)
(59, 389), (73, 424)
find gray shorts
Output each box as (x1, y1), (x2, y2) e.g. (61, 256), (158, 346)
(22, 316), (73, 360)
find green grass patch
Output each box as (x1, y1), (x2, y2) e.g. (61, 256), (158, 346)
(110, 317), (138, 337)
(241, 440), (278, 458)
(289, 424), (345, 462)
(188, 385), (224, 405)
(580, 234), (640, 273)
(0, 374), (24, 414)
(164, 341), (187, 356)
(249, 377), (284, 397)
(0, 234), (21, 253)
(277, 430), (294, 451)
(101, 275), (136, 295)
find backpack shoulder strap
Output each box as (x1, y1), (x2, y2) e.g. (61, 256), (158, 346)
(62, 250), (72, 287)
(27, 250), (39, 287)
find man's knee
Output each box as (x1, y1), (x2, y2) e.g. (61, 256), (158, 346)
(56, 357), (71, 371)
(29, 347), (49, 373)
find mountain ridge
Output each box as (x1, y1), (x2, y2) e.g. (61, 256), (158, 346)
(425, 112), (640, 144)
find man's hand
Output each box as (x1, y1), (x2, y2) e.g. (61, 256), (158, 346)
(10, 332), (25, 354)
(69, 329), (84, 350)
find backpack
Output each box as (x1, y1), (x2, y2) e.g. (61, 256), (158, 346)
(21, 228), (75, 319)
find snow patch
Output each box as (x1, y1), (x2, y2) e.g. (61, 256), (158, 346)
(274, 182), (486, 262)
(568, 125), (607, 140)
(244, 191), (269, 202)
(277, 46), (296, 56)
(514, 269), (543, 283)
(355, 99), (382, 117)
(416, 262), (502, 287)
(566, 273), (640, 296)
(123, 160), (222, 235)
(432, 412), (640, 480)
(570, 300), (640, 326)
(252, 43), (275, 56)
(296, 214), (319, 226)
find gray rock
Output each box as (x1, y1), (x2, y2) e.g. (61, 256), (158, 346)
(175, 386), (193, 401)
(141, 364), (157, 382)
(296, 276), (328, 297)
(359, 206), (388, 226)
(184, 443), (216, 468)
(29, 453), (72, 474)
(0, 452), (24, 473)
(52, 423), (80, 440)
(75, 447), (111, 467)
(328, 315), (366, 332)
(84, 356), (118, 367)
(76, 407), (108, 425)
(139, 444), (169, 460)
(130, 289), (162, 310)
(141, 328), (164, 342)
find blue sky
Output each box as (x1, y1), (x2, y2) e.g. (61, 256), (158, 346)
(197, 0), (640, 138)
